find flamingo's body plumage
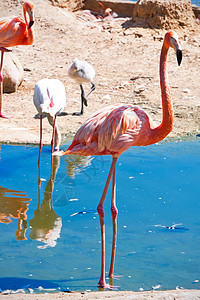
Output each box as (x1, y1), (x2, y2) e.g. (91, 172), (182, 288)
(68, 58), (95, 115)
(64, 103), (169, 157)
(0, 1), (34, 118)
(33, 78), (66, 117)
(33, 78), (66, 161)
(61, 31), (182, 288)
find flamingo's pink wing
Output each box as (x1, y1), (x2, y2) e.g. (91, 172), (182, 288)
(73, 105), (116, 145)
(66, 105), (143, 156)
(97, 105), (142, 153)
(0, 17), (25, 47)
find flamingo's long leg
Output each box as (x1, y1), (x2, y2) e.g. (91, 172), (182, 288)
(0, 51), (4, 80)
(97, 157), (118, 288)
(38, 115), (43, 164)
(47, 114), (61, 156)
(86, 82), (95, 99)
(51, 115), (56, 154)
(0, 52), (5, 118)
(80, 84), (86, 114)
(72, 85), (85, 116)
(109, 163), (118, 278)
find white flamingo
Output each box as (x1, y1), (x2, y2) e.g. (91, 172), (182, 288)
(33, 78), (66, 162)
(68, 58), (95, 115)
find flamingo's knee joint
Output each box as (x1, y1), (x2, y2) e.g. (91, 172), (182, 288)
(97, 204), (104, 218)
(111, 206), (118, 219)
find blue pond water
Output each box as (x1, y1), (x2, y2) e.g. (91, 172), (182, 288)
(0, 139), (200, 293)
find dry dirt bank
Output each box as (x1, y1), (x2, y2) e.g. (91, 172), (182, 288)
(0, 0), (200, 146)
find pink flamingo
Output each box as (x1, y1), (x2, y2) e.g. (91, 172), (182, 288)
(0, 1), (34, 118)
(60, 31), (182, 288)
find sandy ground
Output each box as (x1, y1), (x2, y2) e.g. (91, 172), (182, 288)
(1, 1), (200, 299)
(0, 0), (200, 146)
(0, 289), (200, 300)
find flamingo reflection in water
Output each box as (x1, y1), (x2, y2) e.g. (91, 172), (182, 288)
(29, 155), (62, 249)
(64, 154), (94, 179)
(0, 186), (32, 240)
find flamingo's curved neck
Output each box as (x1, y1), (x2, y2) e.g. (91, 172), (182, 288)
(152, 43), (174, 143)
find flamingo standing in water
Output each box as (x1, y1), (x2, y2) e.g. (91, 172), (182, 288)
(68, 58), (95, 115)
(0, 1), (35, 118)
(59, 31), (182, 288)
(33, 78), (66, 163)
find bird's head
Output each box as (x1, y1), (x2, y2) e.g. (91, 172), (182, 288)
(72, 58), (80, 72)
(164, 31), (182, 66)
(24, 1), (35, 29)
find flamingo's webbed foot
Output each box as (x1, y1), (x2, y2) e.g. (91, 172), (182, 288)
(73, 111), (83, 116)
(98, 280), (110, 290)
(98, 280), (119, 291)
(0, 112), (12, 118)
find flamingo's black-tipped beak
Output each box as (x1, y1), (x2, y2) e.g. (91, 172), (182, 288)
(176, 49), (182, 66)
(28, 20), (34, 29)
(169, 35), (182, 66)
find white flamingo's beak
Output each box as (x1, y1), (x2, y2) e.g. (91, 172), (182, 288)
(52, 150), (64, 156)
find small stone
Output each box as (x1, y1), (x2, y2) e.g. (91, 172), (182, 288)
(3, 53), (24, 93)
